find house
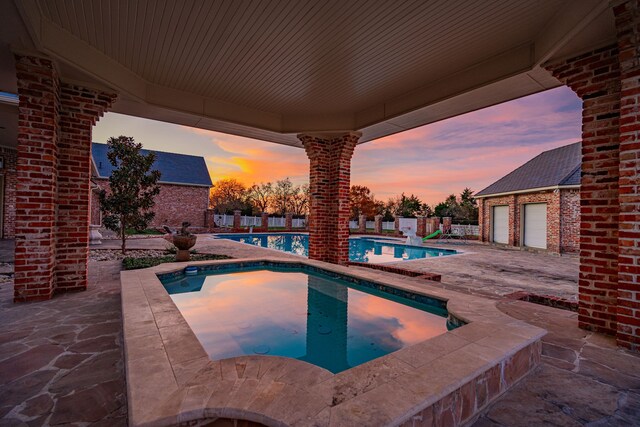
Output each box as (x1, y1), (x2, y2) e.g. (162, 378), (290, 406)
(90, 142), (213, 232)
(475, 142), (580, 254)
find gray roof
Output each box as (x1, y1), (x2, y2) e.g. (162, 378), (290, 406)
(476, 142), (581, 197)
(92, 142), (213, 187)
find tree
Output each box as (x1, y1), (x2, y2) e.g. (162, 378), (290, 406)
(459, 187), (478, 221)
(247, 182), (273, 213)
(210, 178), (250, 214)
(432, 189), (478, 223)
(434, 194), (459, 218)
(98, 136), (161, 254)
(289, 183), (309, 216)
(388, 193), (430, 218)
(272, 178), (296, 215)
(349, 185), (381, 219)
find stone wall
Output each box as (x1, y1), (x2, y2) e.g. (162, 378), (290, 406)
(94, 178), (210, 229)
(478, 188), (579, 254)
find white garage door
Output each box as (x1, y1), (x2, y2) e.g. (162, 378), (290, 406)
(524, 203), (547, 249)
(492, 206), (509, 244)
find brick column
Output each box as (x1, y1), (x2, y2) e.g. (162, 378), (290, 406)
(478, 199), (486, 242)
(205, 209), (215, 231)
(545, 45), (621, 335)
(374, 215), (382, 234)
(300, 132), (359, 265)
(614, 0), (640, 350)
(233, 210), (242, 230)
(508, 196), (518, 246)
(442, 217), (452, 234)
(14, 56), (60, 302)
(56, 84), (114, 292)
(261, 212), (269, 231)
(394, 217), (400, 234)
(285, 213), (293, 231)
(433, 217), (441, 233)
(416, 217), (427, 237)
(548, 190), (562, 254)
(358, 214), (366, 233)
(13, 55), (115, 302)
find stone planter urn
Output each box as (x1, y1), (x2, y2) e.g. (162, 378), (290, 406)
(171, 222), (197, 261)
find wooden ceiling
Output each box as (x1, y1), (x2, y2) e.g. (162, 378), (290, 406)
(0, 0), (616, 147)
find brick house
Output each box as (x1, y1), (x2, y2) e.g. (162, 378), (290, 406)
(476, 142), (580, 254)
(90, 142), (213, 231)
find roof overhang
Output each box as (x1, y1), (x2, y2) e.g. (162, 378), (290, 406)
(0, 0), (616, 148)
(475, 185), (581, 199)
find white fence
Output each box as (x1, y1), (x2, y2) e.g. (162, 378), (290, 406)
(214, 214), (478, 235)
(214, 214), (306, 228)
(382, 221), (395, 230)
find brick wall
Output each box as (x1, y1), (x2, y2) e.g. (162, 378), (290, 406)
(613, 0), (640, 350)
(94, 178), (209, 229)
(0, 147), (17, 238)
(546, 44), (621, 336)
(560, 189), (580, 253)
(478, 189), (579, 254)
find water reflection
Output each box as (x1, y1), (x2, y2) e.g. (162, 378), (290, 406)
(224, 234), (454, 263)
(164, 269), (448, 373)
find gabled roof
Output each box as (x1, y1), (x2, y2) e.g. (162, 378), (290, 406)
(92, 142), (213, 187)
(476, 142), (581, 197)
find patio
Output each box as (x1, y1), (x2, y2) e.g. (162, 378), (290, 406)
(0, 0), (638, 424)
(0, 237), (638, 425)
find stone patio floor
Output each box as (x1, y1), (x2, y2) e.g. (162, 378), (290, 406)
(0, 236), (638, 426)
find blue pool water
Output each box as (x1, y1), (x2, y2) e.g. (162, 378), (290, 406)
(160, 263), (455, 373)
(216, 233), (456, 263)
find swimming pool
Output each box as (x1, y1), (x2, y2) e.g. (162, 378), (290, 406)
(215, 233), (456, 263)
(159, 262), (457, 373)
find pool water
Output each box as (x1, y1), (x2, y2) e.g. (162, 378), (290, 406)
(161, 266), (452, 373)
(216, 233), (456, 263)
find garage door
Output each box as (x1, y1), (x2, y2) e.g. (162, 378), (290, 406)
(524, 203), (547, 249)
(492, 206), (509, 244)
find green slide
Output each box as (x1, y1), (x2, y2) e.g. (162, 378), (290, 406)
(422, 229), (442, 241)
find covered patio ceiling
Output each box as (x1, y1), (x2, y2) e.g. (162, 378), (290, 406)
(0, 0), (615, 147)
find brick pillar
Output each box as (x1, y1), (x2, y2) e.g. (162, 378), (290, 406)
(285, 213), (293, 231)
(13, 55), (114, 302)
(205, 209), (215, 231)
(443, 217), (452, 234)
(508, 196), (518, 246)
(14, 56), (60, 302)
(56, 84), (114, 292)
(394, 217), (400, 234)
(261, 212), (269, 230)
(545, 45), (621, 335)
(300, 132), (359, 265)
(416, 217), (427, 237)
(614, 0), (640, 350)
(358, 214), (366, 233)
(374, 215), (382, 234)
(549, 190), (562, 254)
(433, 217), (441, 233)
(478, 199), (486, 242)
(233, 210), (242, 230)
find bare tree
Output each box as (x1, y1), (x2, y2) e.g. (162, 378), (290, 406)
(247, 182), (273, 213)
(290, 183), (309, 216)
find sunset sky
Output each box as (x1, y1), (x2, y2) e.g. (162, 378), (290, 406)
(93, 86), (582, 206)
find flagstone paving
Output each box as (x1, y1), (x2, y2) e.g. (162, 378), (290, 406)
(0, 237), (638, 426)
(0, 260), (126, 427)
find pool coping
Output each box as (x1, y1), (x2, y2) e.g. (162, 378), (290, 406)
(122, 257), (545, 427)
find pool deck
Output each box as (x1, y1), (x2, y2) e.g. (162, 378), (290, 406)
(0, 236), (638, 426)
